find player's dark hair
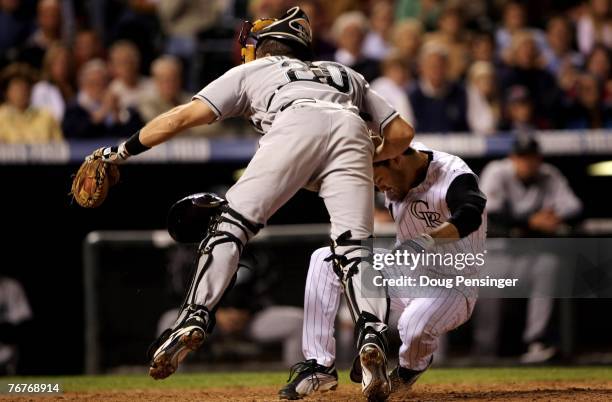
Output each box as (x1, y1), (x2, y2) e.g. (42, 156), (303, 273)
(256, 38), (313, 61)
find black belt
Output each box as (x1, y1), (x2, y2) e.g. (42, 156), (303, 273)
(279, 98), (317, 112)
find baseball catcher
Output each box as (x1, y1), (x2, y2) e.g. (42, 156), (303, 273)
(80, 7), (414, 401)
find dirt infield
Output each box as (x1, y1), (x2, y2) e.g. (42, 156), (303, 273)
(11, 381), (609, 401)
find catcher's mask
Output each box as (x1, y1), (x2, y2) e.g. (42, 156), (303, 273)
(239, 6), (313, 63)
(167, 192), (227, 243)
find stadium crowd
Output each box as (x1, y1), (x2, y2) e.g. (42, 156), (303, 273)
(0, 0), (611, 143)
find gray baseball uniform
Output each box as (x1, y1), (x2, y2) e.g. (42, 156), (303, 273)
(181, 56), (398, 325)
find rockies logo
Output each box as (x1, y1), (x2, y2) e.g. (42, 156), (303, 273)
(410, 200), (442, 228)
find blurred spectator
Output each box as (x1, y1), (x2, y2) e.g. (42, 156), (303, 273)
(541, 16), (584, 77)
(297, 0), (336, 60)
(31, 43), (75, 122)
(332, 11), (380, 82)
(467, 61), (500, 135)
(577, 0), (612, 55)
(424, 5), (470, 80)
(390, 19), (423, 74)
(0, 63), (63, 143)
(156, 0), (221, 90)
(496, 1), (546, 60)
(408, 43), (468, 133)
(110, 0), (161, 71)
(0, 0), (33, 59)
(499, 31), (562, 129)
(73, 29), (104, 74)
(362, 0), (394, 61)
(371, 52), (415, 125)
(470, 30), (496, 64)
(585, 44), (612, 103)
(563, 73), (612, 129)
(395, 0), (442, 31)
(500, 85), (536, 133)
(108, 40), (155, 110)
(138, 56), (189, 122)
(0, 276), (32, 376)
(249, 0), (290, 19)
(138, 56), (216, 137)
(20, 0), (64, 68)
(62, 59), (142, 139)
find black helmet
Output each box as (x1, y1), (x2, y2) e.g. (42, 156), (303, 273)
(254, 7), (312, 49)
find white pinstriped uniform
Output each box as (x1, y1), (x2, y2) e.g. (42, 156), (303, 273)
(302, 144), (487, 370)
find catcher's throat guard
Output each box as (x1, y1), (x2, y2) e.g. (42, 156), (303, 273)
(167, 193), (227, 243)
(239, 6), (312, 64)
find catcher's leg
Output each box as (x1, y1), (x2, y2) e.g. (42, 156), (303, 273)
(149, 205), (261, 379)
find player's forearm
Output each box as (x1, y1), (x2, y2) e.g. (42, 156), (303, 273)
(139, 102), (216, 147)
(375, 117), (414, 162)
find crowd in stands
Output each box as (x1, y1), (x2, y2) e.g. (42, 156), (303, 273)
(0, 0), (611, 143)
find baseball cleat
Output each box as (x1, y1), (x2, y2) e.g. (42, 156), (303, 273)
(360, 340), (391, 402)
(278, 359), (338, 400)
(148, 307), (210, 380)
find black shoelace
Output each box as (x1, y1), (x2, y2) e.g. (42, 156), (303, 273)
(286, 359), (322, 391)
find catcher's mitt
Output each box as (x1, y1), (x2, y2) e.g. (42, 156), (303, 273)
(71, 150), (120, 208)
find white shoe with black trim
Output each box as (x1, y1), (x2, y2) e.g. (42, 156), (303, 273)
(278, 359), (338, 400)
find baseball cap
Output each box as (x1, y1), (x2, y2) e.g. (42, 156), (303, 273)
(512, 136), (541, 156)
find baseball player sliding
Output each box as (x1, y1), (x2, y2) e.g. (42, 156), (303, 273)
(84, 7), (414, 401)
(279, 143), (487, 399)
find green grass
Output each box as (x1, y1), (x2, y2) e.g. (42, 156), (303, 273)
(3, 367), (611, 392)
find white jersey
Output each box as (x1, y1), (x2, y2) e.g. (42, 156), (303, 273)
(194, 56), (398, 134)
(387, 143), (487, 278)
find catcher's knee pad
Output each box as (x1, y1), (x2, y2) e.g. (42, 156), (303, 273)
(181, 204), (262, 311)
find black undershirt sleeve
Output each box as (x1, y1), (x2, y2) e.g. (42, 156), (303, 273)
(445, 173), (487, 238)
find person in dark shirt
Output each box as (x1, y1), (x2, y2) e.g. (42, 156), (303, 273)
(498, 30), (562, 129)
(0, 0), (33, 67)
(409, 42), (468, 133)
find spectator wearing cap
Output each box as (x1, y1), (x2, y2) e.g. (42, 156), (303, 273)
(563, 73), (612, 129)
(500, 85), (538, 134)
(0, 63), (63, 143)
(467, 61), (500, 135)
(577, 0), (612, 56)
(108, 40), (155, 110)
(362, 0), (394, 61)
(332, 11), (380, 82)
(370, 52), (415, 126)
(424, 5), (470, 81)
(477, 137), (582, 364)
(499, 31), (562, 129)
(62, 59), (142, 138)
(31, 43), (75, 122)
(408, 42), (468, 133)
(541, 16), (584, 77)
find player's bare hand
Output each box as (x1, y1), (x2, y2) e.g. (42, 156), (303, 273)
(86, 143), (130, 165)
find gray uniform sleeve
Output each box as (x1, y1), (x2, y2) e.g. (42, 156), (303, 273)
(545, 165), (582, 219)
(349, 69), (399, 135)
(193, 64), (250, 120)
(479, 162), (506, 213)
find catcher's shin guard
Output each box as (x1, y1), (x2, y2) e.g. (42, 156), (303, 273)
(177, 205), (262, 324)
